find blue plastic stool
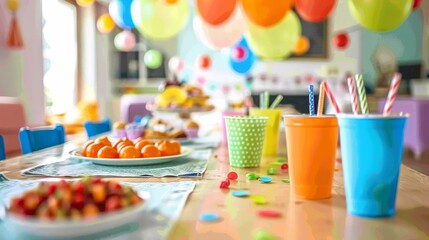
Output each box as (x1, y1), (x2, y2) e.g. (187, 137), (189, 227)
(19, 124), (66, 154)
(0, 135), (5, 160)
(84, 119), (111, 139)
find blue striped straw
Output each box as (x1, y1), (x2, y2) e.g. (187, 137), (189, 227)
(309, 85), (315, 115)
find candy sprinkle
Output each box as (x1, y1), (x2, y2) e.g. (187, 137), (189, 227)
(227, 171), (238, 180)
(258, 210), (282, 218)
(277, 157), (287, 163)
(269, 162), (282, 167)
(246, 173), (258, 180)
(281, 163), (289, 170)
(259, 177), (272, 183)
(199, 213), (220, 222)
(219, 181), (229, 189)
(232, 191), (249, 197)
(254, 229), (276, 240)
(267, 168), (276, 175)
(281, 179), (290, 183)
(250, 195), (266, 205)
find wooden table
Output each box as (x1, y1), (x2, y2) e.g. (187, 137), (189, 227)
(1, 136), (429, 240)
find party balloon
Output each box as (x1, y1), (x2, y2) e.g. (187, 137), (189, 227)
(144, 50), (163, 69)
(348, 0), (413, 32)
(166, 0), (179, 4)
(193, 6), (246, 50)
(296, 0), (336, 22)
(196, 0), (236, 25)
(7, 0), (19, 11)
(109, 0), (135, 29)
(246, 11), (301, 60)
(293, 36), (310, 55)
(168, 56), (185, 72)
(232, 46), (246, 61)
(97, 14), (115, 34)
(114, 30), (136, 51)
(242, 0), (293, 27)
(76, 0), (95, 7)
(333, 32), (349, 49)
(197, 55), (211, 70)
(229, 38), (256, 74)
(131, 0), (189, 40)
(413, 0), (423, 9)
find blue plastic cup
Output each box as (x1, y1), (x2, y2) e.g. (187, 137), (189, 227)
(338, 113), (408, 218)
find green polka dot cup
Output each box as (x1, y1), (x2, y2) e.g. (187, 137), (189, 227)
(225, 116), (268, 168)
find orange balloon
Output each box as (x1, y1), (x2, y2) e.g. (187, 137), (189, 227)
(165, 0), (179, 4)
(241, 0), (293, 27)
(196, 0), (237, 25)
(97, 14), (115, 34)
(293, 36), (310, 55)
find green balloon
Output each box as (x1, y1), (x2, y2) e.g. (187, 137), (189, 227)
(144, 50), (163, 69)
(349, 0), (413, 32)
(131, 0), (189, 40)
(246, 11), (301, 60)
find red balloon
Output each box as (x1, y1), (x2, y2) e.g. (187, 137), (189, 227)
(196, 0), (237, 26)
(232, 46), (246, 61)
(198, 54), (211, 69)
(333, 32), (349, 49)
(296, 0), (336, 22)
(413, 0), (422, 9)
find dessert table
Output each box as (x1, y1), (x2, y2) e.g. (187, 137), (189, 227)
(1, 135), (429, 239)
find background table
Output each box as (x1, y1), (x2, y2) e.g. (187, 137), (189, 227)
(1, 136), (429, 239)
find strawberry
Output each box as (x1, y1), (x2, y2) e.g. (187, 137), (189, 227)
(73, 181), (85, 194)
(72, 194), (85, 209)
(105, 196), (121, 211)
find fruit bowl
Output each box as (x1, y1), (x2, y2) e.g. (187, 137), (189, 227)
(3, 178), (149, 238)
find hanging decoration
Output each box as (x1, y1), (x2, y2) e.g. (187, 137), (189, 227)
(197, 54), (212, 70)
(131, 0), (189, 40)
(114, 30), (136, 51)
(229, 38), (256, 74)
(293, 36), (310, 55)
(241, 0), (293, 27)
(333, 32), (349, 49)
(196, 0), (236, 26)
(348, 0), (413, 32)
(295, 0), (337, 22)
(108, 0), (135, 29)
(168, 56), (185, 73)
(6, 0), (23, 49)
(97, 14), (116, 34)
(413, 0), (423, 9)
(76, 0), (95, 7)
(144, 50), (163, 69)
(193, 5), (246, 50)
(246, 11), (301, 60)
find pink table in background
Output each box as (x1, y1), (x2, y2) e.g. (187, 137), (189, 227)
(378, 97), (429, 158)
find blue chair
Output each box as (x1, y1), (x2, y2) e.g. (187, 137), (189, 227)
(19, 124), (65, 154)
(0, 135), (5, 160)
(84, 119), (111, 138)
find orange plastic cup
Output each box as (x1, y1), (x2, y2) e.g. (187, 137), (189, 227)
(284, 115), (338, 200)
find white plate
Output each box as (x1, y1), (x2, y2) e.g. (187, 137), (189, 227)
(4, 192), (150, 238)
(69, 147), (193, 166)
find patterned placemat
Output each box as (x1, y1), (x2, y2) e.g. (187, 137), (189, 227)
(0, 174), (196, 240)
(23, 150), (212, 178)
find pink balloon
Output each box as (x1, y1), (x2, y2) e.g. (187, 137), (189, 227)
(231, 46), (246, 61)
(168, 56), (185, 72)
(193, 5), (246, 50)
(114, 30), (136, 51)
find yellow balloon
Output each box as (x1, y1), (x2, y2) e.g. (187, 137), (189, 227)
(246, 11), (301, 60)
(97, 14), (116, 34)
(131, 0), (189, 40)
(7, 0), (19, 11)
(348, 0), (413, 32)
(76, 0), (95, 7)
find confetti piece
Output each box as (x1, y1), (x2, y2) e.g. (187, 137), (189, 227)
(199, 213), (220, 222)
(250, 195), (266, 205)
(219, 180), (230, 189)
(281, 179), (290, 183)
(281, 163), (288, 170)
(267, 168), (276, 175)
(232, 191), (249, 197)
(277, 157), (287, 163)
(227, 171), (238, 180)
(259, 177), (272, 183)
(258, 210), (282, 218)
(269, 162), (282, 166)
(246, 173), (258, 180)
(254, 229), (276, 240)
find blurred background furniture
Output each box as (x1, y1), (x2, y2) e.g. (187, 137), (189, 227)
(0, 135), (5, 160)
(0, 97), (27, 156)
(378, 97), (429, 158)
(120, 94), (155, 123)
(84, 119), (112, 138)
(19, 124), (66, 154)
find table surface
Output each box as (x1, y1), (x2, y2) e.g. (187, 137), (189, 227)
(1, 135), (429, 240)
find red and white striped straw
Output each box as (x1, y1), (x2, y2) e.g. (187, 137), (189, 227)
(347, 77), (359, 115)
(383, 73), (402, 115)
(322, 81), (341, 114)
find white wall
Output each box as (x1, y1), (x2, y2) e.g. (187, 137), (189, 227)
(0, 0), (45, 125)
